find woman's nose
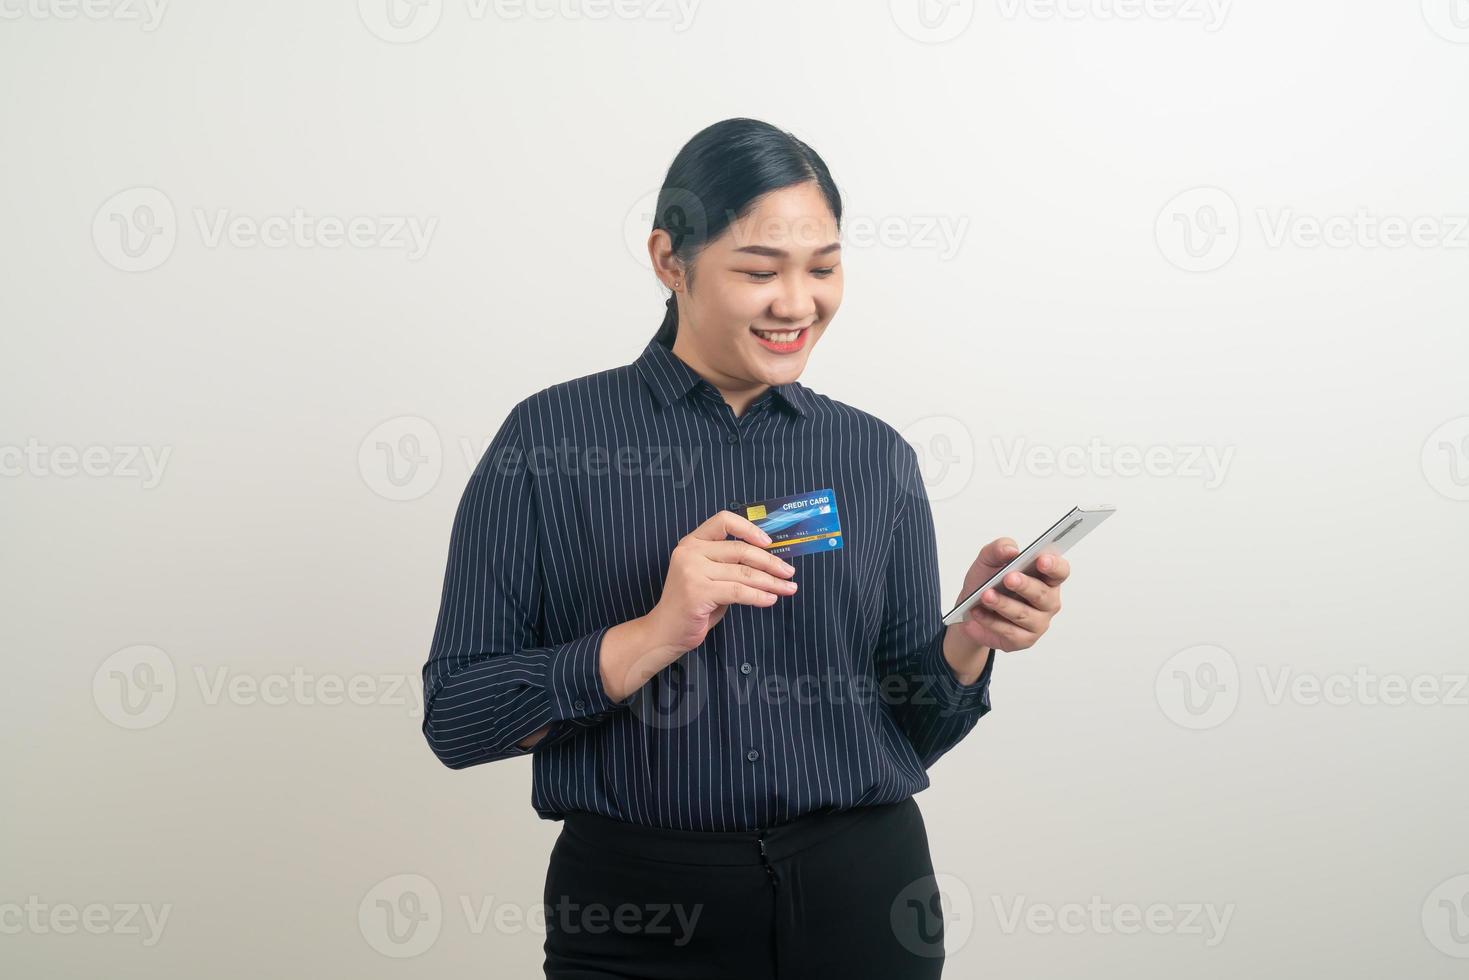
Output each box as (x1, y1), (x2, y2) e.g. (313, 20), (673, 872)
(772, 281), (817, 323)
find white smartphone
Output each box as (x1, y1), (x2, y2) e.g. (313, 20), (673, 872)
(941, 505), (1117, 627)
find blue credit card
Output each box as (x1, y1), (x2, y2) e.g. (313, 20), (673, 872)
(742, 488), (843, 558)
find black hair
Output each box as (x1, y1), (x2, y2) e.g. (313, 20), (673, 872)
(651, 118), (843, 347)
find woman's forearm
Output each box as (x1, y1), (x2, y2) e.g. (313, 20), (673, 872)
(942, 625), (993, 686)
(515, 614), (680, 749)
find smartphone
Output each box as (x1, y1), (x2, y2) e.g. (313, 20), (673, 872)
(941, 505), (1117, 627)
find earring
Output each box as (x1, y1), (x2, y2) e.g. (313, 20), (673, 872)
(673, 280), (681, 289)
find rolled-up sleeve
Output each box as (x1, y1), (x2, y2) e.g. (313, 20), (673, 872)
(421, 401), (626, 769)
(872, 438), (995, 770)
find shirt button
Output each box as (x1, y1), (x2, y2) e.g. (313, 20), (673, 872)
(728, 499), (741, 510)
(746, 749), (760, 762)
(573, 699), (586, 712)
(725, 433), (738, 444)
(740, 663), (752, 675)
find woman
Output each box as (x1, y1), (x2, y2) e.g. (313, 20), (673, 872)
(420, 117), (1071, 979)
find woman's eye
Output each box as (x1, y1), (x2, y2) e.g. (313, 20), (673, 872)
(745, 266), (837, 282)
(740, 268), (834, 283)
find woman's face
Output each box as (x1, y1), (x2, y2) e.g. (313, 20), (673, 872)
(651, 181), (843, 399)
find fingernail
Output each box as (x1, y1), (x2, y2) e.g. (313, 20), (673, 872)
(1039, 555), (1051, 570)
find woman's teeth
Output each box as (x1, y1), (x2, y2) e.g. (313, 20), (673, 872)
(754, 328), (802, 341)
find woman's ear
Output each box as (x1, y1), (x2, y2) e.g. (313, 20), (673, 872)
(647, 229), (683, 290)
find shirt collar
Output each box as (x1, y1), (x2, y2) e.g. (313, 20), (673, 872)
(634, 332), (810, 418)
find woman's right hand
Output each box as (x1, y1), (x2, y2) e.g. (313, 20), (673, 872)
(644, 510), (799, 657)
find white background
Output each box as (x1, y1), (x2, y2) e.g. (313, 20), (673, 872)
(3, 0), (1467, 976)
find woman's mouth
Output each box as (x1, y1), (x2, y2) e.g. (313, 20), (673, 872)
(750, 325), (810, 354)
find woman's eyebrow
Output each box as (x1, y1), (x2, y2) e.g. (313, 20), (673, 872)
(733, 242), (843, 258)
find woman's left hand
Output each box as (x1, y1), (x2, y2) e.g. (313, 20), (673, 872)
(950, 538), (1069, 653)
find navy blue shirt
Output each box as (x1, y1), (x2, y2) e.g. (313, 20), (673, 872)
(421, 331), (995, 831)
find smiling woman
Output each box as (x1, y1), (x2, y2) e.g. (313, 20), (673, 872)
(420, 117), (1046, 980)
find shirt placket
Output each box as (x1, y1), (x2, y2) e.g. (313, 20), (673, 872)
(696, 382), (777, 806)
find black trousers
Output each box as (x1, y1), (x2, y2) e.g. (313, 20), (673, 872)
(542, 796), (946, 979)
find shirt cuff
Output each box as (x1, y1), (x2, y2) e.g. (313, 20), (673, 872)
(922, 629), (995, 715)
(546, 625), (620, 723)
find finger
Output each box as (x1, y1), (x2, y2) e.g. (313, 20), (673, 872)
(1034, 552), (1070, 586)
(704, 561), (799, 597)
(963, 606), (1037, 651)
(977, 537), (1019, 569)
(977, 585), (1046, 630)
(997, 570), (1058, 612)
(709, 580), (783, 607)
(689, 510), (772, 549)
(703, 540), (796, 579)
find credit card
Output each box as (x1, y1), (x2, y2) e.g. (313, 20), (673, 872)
(742, 487), (843, 558)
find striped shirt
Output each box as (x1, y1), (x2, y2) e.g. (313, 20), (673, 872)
(420, 331), (995, 832)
